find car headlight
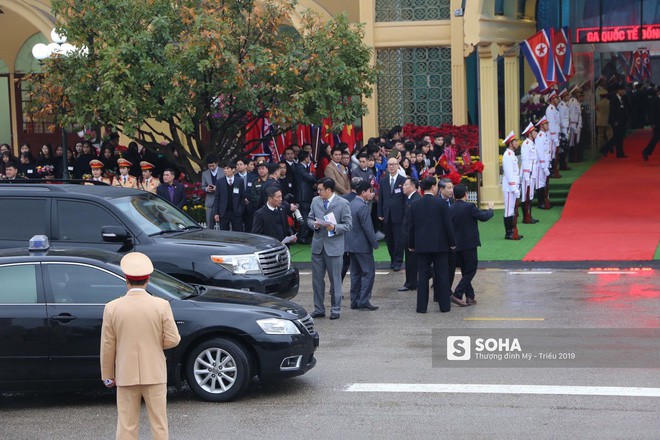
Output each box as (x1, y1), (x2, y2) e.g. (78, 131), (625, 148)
(211, 254), (261, 275)
(256, 318), (301, 335)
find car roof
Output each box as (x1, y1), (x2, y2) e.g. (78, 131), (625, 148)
(0, 183), (145, 199)
(0, 247), (123, 265)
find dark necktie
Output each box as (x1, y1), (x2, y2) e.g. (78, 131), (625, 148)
(323, 200), (329, 210)
(390, 177), (395, 193)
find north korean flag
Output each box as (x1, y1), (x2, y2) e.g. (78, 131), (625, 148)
(641, 50), (651, 81)
(630, 50), (643, 82)
(552, 27), (574, 84)
(521, 29), (556, 91)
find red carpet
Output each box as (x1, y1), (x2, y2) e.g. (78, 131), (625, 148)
(524, 129), (660, 261)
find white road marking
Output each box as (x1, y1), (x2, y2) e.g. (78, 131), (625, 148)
(346, 383), (660, 398)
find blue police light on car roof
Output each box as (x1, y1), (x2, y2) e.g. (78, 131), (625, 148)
(28, 235), (50, 252)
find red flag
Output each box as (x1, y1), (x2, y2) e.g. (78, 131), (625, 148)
(552, 27), (574, 84)
(243, 116), (265, 155)
(520, 29), (556, 91)
(630, 50), (643, 82)
(274, 130), (293, 154)
(641, 50), (652, 81)
(296, 124), (311, 145)
(320, 118), (334, 147)
(437, 154), (449, 171)
(340, 124), (357, 152)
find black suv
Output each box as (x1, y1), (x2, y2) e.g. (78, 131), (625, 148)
(0, 184), (299, 299)
(0, 247), (317, 401)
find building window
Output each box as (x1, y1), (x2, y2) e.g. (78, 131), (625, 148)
(376, 47), (452, 132)
(20, 79), (55, 135)
(495, 0), (505, 16)
(375, 0), (450, 22)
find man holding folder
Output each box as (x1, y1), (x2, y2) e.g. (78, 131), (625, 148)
(307, 177), (353, 320)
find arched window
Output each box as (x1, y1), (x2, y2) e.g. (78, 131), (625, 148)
(14, 33), (49, 74)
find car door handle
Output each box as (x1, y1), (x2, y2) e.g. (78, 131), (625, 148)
(51, 313), (77, 323)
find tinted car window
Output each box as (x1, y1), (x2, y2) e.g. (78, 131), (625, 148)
(108, 194), (197, 235)
(46, 263), (125, 304)
(0, 199), (47, 241)
(0, 264), (38, 303)
(57, 201), (122, 242)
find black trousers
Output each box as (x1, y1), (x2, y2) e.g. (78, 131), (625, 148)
(341, 252), (351, 282)
(404, 247), (417, 289)
(384, 221), (403, 267)
(416, 252), (450, 313)
(297, 201), (312, 241)
(454, 248), (478, 300)
(448, 251), (456, 293)
(220, 213), (244, 232)
(643, 125), (659, 157)
(602, 126), (626, 157)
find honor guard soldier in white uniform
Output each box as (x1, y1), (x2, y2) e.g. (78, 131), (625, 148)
(545, 90), (562, 178)
(568, 85), (582, 163)
(520, 122), (539, 224)
(138, 161), (160, 194)
(113, 158), (138, 189)
(557, 88), (571, 171)
(535, 116), (552, 210)
(501, 131), (522, 240)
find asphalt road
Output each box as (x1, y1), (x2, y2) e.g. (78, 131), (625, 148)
(2, 266), (659, 440)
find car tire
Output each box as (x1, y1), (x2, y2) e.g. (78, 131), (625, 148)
(186, 337), (251, 402)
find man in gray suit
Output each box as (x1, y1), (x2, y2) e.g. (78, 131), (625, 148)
(346, 181), (379, 311)
(307, 177), (353, 320)
(200, 155), (220, 229)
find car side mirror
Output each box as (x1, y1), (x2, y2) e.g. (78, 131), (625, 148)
(102, 226), (129, 242)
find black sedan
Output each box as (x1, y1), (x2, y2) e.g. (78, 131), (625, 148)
(0, 247), (318, 402)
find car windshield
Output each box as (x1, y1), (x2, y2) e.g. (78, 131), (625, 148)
(148, 269), (196, 299)
(108, 194), (199, 236)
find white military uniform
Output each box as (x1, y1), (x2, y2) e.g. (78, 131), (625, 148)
(568, 97), (582, 146)
(557, 100), (570, 139)
(545, 104), (561, 159)
(534, 130), (551, 189)
(520, 138), (537, 202)
(501, 148), (520, 217)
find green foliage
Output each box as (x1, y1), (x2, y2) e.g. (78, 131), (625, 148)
(34, 0), (376, 180)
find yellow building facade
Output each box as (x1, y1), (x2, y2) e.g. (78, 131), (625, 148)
(0, 0), (543, 206)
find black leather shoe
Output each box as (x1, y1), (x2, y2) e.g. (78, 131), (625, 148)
(643, 152), (649, 161)
(450, 296), (469, 307)
(310, 312), (325, 318)
(329, 313), (340, 320)
(360, 303), (379, 311)
(530, 218), (539, 223)
(616, 155), (628, 158)
(350, 302), (358, 310)
(466, 297), (477, 305)
(398, 286), (411, 292)
(392, 265), (401, 272)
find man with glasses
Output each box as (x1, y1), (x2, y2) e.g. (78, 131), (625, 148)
(378, 157), (406, 271)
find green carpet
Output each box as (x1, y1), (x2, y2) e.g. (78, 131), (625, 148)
(654, 242), (660, 260)
(290, 159), (595, 263)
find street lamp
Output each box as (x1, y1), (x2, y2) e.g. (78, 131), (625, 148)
(32, 29), (73, 179)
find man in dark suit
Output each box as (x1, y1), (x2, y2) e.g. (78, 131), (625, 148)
(252, 186), (296, 243)
(235, 158), (256, 231)
(399, 177), (421, 292)
(407, 177), (456, 313)
(601, 84), (629, 158)
(200, 155), (220, 229)
(293, 150), (317, 244)
(642, 86), (660, 161)
(378, 157), (407, 271)
(345, 181), (379, 311)
(341, 178), (363, 281)
(213, 162), (245, 231)
(156, 169), (186, 209)
(450, 184), (494, 305)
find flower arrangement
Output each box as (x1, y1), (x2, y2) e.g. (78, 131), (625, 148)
(82, 174), (92, 180)
(36, 165), (55, 176)
(182, 180), (207, 223)
(77, 129), (97, 142)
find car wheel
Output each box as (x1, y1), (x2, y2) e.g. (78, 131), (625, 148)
(186, 338), (251, 402)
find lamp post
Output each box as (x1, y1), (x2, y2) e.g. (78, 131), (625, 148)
(32, 29), (76, 179)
